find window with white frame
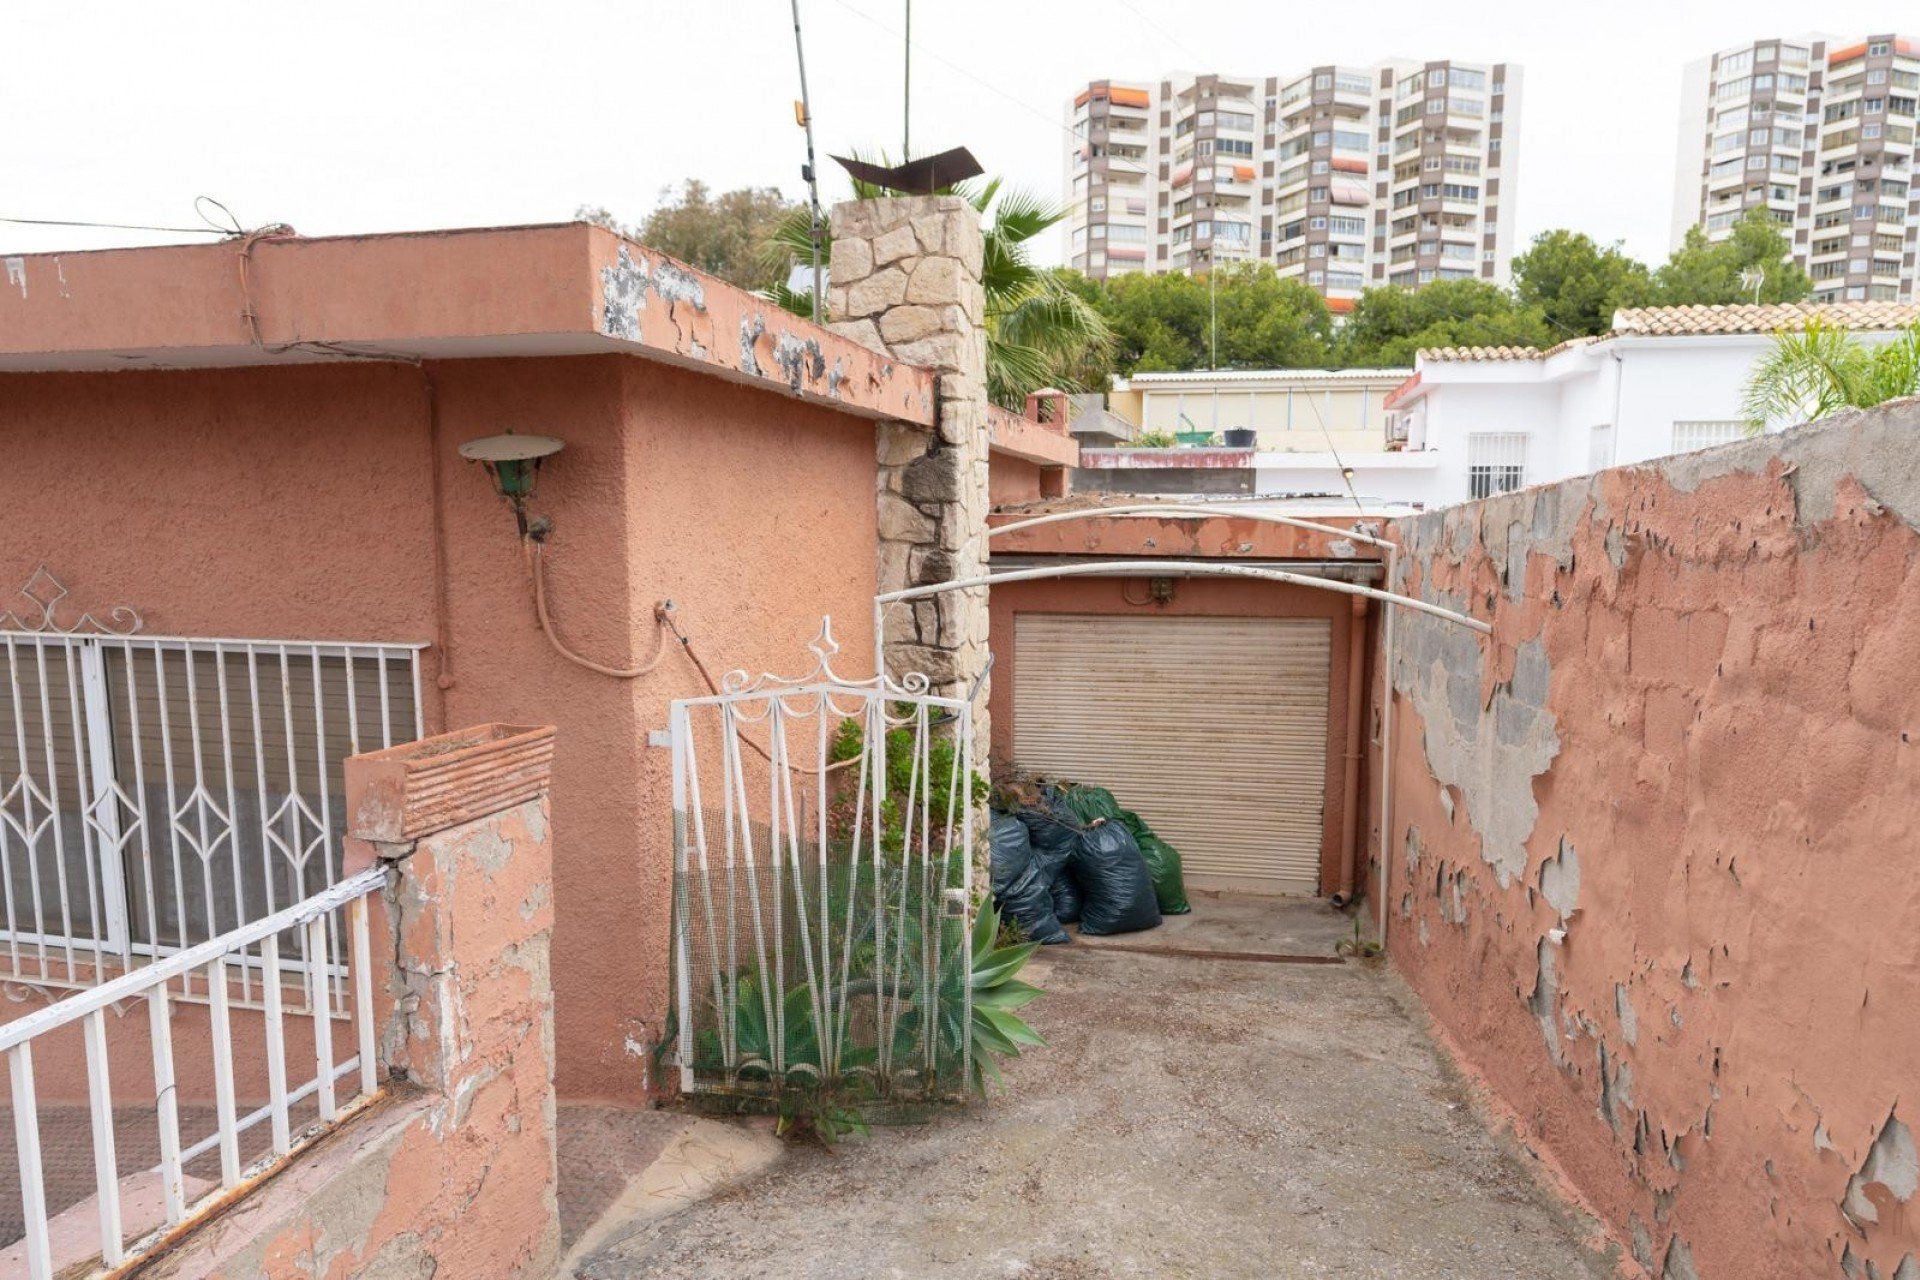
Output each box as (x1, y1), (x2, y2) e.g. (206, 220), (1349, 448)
(1466, 433), (1527, 499)
(0, 621), (421, 992)
(1671, 419), (1750, 452)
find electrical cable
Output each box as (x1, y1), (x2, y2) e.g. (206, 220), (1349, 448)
(0, 216), (227, 236)
(528, 541), (674, 679)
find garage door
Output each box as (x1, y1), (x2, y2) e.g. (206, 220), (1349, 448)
(1012, 613), (1332, 895)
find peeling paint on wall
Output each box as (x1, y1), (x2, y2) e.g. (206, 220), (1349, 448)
(600, 245), (649, 340)
(1382, 401), (1920, 1280)
(772, 331), (826, 394)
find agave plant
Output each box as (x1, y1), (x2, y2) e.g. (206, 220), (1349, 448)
(960, 900), (1046, 1094)
(1741, 318), (1920, 429)
(764, 162), (1112, 408)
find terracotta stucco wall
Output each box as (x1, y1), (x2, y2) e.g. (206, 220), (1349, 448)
(1379, 402), (1920, 1278)
(988, 575), (1363, 893)
(0, 352), (880, 1104)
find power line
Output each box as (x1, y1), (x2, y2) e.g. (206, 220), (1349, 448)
(0, 216), (226, 236)
(1110, 0), (1206, 69)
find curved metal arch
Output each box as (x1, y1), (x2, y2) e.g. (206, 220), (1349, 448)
(987, 502), (1395, 551)
(880, 507), (1471, 951)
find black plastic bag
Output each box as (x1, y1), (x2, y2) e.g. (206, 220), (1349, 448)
(1049, 864), (1085, 925)
(989, 814), (1069, 944)
(1018, 799), (1085, 924)
(1070, 820), (1162, 936)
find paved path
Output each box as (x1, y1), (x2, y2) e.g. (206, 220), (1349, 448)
(575, 909), (1615, 1279)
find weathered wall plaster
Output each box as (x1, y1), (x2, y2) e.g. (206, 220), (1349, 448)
(1377, 400), (1920, 1278)
(149, 760), (559, 1278)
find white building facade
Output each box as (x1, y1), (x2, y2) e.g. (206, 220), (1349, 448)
(1384, 302), (1920, 506)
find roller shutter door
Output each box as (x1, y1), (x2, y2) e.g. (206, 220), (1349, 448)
(1012, 613), (1331, 894)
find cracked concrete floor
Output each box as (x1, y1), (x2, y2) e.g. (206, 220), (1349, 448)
(575, 928), (1615, 1279)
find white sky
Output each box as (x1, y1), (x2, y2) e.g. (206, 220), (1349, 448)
(3, 1), (1906, 266)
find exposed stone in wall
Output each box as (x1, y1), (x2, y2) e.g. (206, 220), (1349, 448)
(1378, 402), (1920, 1279)
(828, 195), (991, 752)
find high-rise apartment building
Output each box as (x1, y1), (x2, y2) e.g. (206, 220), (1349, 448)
(1063, 61), (1523, 306)
(1673, 35), (1919, 303)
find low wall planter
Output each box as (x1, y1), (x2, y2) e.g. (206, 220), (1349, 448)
(345, 722), (556, 844)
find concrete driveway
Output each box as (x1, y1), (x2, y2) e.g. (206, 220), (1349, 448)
(574, 900), (1615, 1279)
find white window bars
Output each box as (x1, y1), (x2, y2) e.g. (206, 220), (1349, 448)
(2, 866), (386, 1279)
(0, 624), (422, 1008)
(1467, 432), (1528, 500)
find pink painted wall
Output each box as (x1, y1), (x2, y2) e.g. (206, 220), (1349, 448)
(1377, 404), (1920, 1278)
(989, 574), (1362, 893)
(0, 351), (880, 1104)
(160, 786), (560, 1279)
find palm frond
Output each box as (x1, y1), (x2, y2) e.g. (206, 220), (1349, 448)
(985, 187), (1067, 247)
(1740, 318), (1873, 428)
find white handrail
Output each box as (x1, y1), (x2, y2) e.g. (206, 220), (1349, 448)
(4, 864), (387, 1280)
(0, 866), (384, 1052)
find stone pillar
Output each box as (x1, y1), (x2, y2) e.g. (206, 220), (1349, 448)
(827, 195), (992, 755)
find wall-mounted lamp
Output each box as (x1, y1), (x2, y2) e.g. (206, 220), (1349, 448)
(459, 432), (565, 538)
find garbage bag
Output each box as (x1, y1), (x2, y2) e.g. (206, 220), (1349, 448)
(1049, 863), (1085, 925)
(989, 814), (1068, 944)
(1116, 809), (1152, 840)
(1136, 833), (1193, 915)
(1070, 820), (1162, 936)
(1063, 785), (1122, 825)
(1016, 803), (1084, 924)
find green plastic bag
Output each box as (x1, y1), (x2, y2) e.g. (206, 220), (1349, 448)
(1136, 833), (1192, 915)
(1116, 809), (1151, 841)
(1062, 784), (1121, 824)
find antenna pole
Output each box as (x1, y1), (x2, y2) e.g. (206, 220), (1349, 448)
(790, 0), (824, 321)
(1209, 257), (1218, 370)
(903, 0), (912, 162)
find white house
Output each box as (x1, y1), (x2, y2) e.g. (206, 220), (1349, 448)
(1384, 302), (1920, 505)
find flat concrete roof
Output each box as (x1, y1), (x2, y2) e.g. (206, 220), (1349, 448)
(0, 222), (937, 427)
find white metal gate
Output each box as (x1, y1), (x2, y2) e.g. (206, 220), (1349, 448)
(0, 569), (422, 1006)
(669, 622), (976, 1104)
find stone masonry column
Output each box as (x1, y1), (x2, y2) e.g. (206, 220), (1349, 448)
(826, 195), (992, 756)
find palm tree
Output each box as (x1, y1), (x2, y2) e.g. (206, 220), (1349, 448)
(1742, 318), (1920, 430)
(764, 169), (1111, 408)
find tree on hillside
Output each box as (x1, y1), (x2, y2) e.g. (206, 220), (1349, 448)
(766, 172), (1111, 408)
(1741, 318), (1920, 427)
(577, 180), (795, 292)
(1335, 279), (1555, 367)
(1655, 208), (1812, 306)
(1087, 265), (1335, 377)
(1511, 230), (1653, 337)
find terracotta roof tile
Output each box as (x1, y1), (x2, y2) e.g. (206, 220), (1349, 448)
(1419, 302), (1920, 365)
(1609, 301), (1920, 336)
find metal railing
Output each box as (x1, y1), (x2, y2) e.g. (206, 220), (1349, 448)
(1, 865), (385, 1279)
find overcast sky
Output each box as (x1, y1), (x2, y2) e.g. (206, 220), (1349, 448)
(4, 1), (1906, 267)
